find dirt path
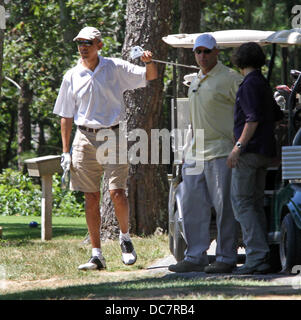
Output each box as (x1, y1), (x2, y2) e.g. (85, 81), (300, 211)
(146, 255), (301, 299)
(2, 255), (301, 299)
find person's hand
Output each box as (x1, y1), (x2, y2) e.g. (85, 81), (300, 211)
(61, 152), (71, 171)
(140, 50), (153, 64)
(274, 91), (286, 109)
(227, 148), (240, 168)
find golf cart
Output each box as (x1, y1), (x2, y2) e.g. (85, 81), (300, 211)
(163, 29), (301, 273)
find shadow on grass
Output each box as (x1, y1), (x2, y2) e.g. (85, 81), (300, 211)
(0, 222), (87, 240)
(0, 274), (298, 300)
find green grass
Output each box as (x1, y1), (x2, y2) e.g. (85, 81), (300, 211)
(0, 216), (299, 300)
(0, 216), (170, 277)
(0, 215), (172, 299)
(0, 215), (87, 240)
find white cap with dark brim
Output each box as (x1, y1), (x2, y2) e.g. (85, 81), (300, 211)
(73, 27), (101, 41)
(193, 33), (217, 51)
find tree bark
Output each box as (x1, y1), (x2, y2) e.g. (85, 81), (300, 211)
(3, 107), (17, 168)
(100, 179), (120, 240)
(123, 0), (172, 235)
(177, 0), (202, 98)
(0, 0), (5, 101)
(100, 0), (172, 237)
(17, 79), (32, 170)
(37, 121), (46, 156)
(59, 0), (78, 43)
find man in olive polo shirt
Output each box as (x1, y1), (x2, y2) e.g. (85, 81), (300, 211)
(169, 34), (242, 273)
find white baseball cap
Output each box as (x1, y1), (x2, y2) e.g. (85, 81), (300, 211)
(193, 33), (217, 51)
(73, 27), (102, 41)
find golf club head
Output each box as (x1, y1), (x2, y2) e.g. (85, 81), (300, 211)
(61, 169), (69, 189)
(130, 46), (144, 60)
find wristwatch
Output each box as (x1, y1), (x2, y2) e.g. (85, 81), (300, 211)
(235, 141), (243, 149)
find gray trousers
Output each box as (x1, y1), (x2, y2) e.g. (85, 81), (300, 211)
(231, 153), (271, 267)
(182, 157), (238, 266)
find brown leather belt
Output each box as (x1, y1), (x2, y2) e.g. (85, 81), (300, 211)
(78, 124), (119, 133)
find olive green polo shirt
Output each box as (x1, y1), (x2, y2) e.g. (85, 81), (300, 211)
(186, 61), (242, 161)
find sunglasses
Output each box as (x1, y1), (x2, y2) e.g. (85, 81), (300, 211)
(195, 48), (213, 55)
(76, 40), (93, 47)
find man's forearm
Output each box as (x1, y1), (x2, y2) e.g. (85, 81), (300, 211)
(140, 50), (158, 81)
(61, 117), (73, 153)
(238, 121), (258, 146)
(227, 121), (259, 168)
(146, 62), (158, 81)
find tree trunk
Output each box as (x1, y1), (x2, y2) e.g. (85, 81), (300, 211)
(100, 0), (172, 237)
(0, 0), (5, 101)
(100, 179), (119, 240)
(3, 107), (17, 169)
(59, 0), (78, 43)
(123, 0), (172, 235)
(177, 0), (202, 98)
(17, 79), (32, 170)
(37, 121), (46, 156)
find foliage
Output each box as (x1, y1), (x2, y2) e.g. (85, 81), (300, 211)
(1, 0), (299, 170)
(0, 1), (300, 220)
(1, 0), (127, 169)
(0, 169), (84, 217)
(201, 0), (246, 32)
(66, 0), (127, 57)
(0, 168), (41, 216)
(52, 172), (85, 217)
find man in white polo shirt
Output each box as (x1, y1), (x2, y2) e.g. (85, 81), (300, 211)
(53, 26), (157, 270)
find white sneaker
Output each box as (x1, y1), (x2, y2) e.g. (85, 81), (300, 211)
(120, 240), (137, 265)
(78, 256), (106, 271)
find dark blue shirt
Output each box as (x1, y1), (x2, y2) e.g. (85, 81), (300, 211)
(234, 69), (283, 157)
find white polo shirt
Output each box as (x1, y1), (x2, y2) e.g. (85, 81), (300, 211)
(53, 56), (147, 128)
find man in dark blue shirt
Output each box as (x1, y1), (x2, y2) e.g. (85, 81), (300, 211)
(227, 42), (283, 275)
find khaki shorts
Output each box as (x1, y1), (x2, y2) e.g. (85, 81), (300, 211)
(70, 127), (129, 192)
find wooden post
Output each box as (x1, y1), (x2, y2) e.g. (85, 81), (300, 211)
(41, 174), (52, 240)
(25, 155), (62, 241)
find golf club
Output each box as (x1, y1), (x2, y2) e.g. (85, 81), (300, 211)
(61, 168), (69, 189)
(130, 46), (200, 70)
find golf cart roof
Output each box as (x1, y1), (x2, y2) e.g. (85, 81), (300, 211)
(265, 29), (301, 46)
(162, 29), (301, 48)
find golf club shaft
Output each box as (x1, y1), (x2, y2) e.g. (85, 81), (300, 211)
(152, 59), (200, 70)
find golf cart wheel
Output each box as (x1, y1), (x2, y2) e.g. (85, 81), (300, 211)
(173, 210), (186, 262)
(280, 213), (301, 272)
